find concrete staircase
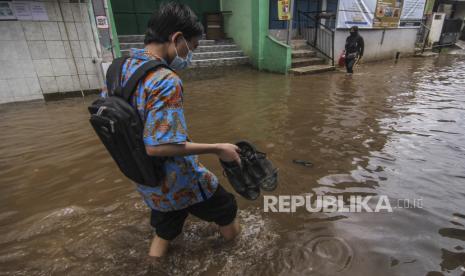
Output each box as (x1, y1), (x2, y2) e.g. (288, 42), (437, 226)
(288, 39), (335, 75)
(118, 35), (249, 68)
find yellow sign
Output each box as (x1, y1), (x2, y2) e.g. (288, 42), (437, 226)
(278, 0), (292, 21)
(373, 0), (403, 28)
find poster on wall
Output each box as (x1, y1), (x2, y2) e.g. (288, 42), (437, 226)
(373, 0), (403, 28)
(399, 0), (427, 27)
(96, 15), (109, 29)
(0, 2), (16, 20)
(336, 0), (377, 29)
(11, 1), (32, 20)
(30, 2), (48, 21)
(0, 1), (48, 21)
(278, 0), (292, 20)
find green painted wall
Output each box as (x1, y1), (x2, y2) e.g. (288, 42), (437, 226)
(221, 0), (291, 73)
(111, 0), (220, 35)
(251, 0), (265, 69)
(107, 0), (121, 57)
(263, 35), (292, 73)
(221, 0), (253, 57)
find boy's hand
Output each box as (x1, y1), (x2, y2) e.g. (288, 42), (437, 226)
(215, 143), (241, 165)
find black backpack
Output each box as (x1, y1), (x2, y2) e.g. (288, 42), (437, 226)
(88, 57), (171, 187)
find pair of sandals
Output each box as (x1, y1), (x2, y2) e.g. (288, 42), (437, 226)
(220, 141), (278, 200)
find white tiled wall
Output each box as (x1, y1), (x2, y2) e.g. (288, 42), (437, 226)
(0, 0), (103, 104)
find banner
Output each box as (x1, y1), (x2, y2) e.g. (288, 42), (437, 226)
(278, 0), (292, 20)
(0, 1), (48, 21)
(337, 0), (427, 29)
(11, 1), (32, 20)
(373, 0), (403, 28)
(399, 0), (427, 27)
(336, 0), (377, 28)
(30, 2), (48, 21)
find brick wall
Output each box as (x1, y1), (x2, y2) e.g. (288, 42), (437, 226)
(0, 0), (103, 104)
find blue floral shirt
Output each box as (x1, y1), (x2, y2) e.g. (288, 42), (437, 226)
(102, 49), (219, 211)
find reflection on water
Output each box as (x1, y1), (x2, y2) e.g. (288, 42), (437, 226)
(1, 55), (465, 275)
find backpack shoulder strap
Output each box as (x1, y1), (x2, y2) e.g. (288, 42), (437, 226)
(119, 60), (171, 102)
(106, 57), (128, 96)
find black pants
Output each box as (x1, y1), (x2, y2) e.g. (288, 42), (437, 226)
(150, 185), (237, 240)
(345, 57), (356, 74)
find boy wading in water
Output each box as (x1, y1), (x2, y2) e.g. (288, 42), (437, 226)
(102, 2), (241, 257)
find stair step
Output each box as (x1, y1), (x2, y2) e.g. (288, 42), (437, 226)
(118, 38), (217, 48)
(292, 44), (311, 50)
(290, 64), (335, 75)
(196, 44), (239, 52)
(455, 40), (465, 49)
(120, 47), (244, 59)
(120, 42), (144, 50)
(291, 39), (309, 50)
(291, 39), (307, 44)
(121, 47), (243, 57)
(191, 56), (249, 67)
(120, 51), (249, 67)
(280, 39), (310, 50)
(199, 40), (215, 46)
(118, 35), (144, 43)
(121, 49), (131, 57)
(292, 49), (317, 58)
(292, 57), (326, 67)
(193, 50), (244, 60)
(118, 36), (249, 68)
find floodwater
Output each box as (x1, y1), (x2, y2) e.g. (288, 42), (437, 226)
(1, 55), (465, 276)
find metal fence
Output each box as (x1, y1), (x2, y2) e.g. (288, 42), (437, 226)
(297, 11), (335, 66)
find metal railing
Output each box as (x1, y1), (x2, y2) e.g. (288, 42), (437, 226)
(416, 20), (431, 54)
(297, 11), (335, 66)
(415, 20), (457, 53)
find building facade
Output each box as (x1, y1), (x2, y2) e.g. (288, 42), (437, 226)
(0, 0), (438, 104)
(220, 0), (432, 73)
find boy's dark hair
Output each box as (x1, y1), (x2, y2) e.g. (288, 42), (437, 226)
(144, 2), (204, 45)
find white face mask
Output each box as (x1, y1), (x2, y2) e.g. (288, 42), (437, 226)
(169, 37), (193, 70)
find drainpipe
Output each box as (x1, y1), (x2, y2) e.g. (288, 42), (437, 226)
(321, 0), (327, 26)
(87, 0), (103, 58)
(286, 0), (296, 45)
(57, 0), (84, 97)
(314, 0), (321, 46)
(105, 0), (121, 58)
(380, 28), (386, 45)
(87, 0), (110, 92)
